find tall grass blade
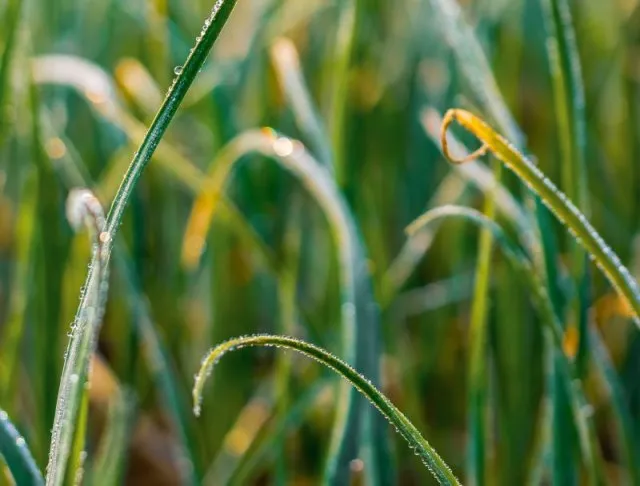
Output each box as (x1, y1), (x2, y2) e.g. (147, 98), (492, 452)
(538, 11), (592, 477)
(329, 0), (358, 187)
(31, 87), (207, 484)
(0, 409), (44, 486)
(427, 0), (523, 144)
(193, 334), (460, 485)
(45, 2), (239, 483)
(540, 17), (590, 477)
(270, 37), (332, 169)
(441, 109), (640, 326)
(466, 161), (498, 486)
(46, 188), (108, 486)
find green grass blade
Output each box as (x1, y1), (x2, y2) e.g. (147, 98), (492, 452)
(589, 326), (640, 484)
(0, 0), (23, 141)
(88, 389), (135, 486)
(383, 108), (534, 305)
(466, 159), (499, 486)
(329, 0), (359, 187)
(406, 205), (603, 483)
(180, 129), (386, 484)
(0, 410), (44, 486)
(427, 0), (523, 144)
(270, 37), (332, 169)
(45, 2), (239, 484)
(46, 189), (108, 486)
(441, 109), (640, 326)
(193, 334), (460, 485)
(540, 0), (591, 393)
(0, 169), (37, 398)
(28, 91), (205, 485)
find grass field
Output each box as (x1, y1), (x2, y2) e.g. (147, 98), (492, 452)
(1, 0), (640, 484)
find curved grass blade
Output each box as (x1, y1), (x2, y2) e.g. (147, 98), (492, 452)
(45, 2), (239, 484)
(541, 7), (591, 433)
(31, 54), (277, 274)
(88, 388), (135, 486)
(441, 109), (640, 326)
(181, 129), (388, 484)
(406, 205), (603, 483)
(193, 334), (460, 486)
(270, 37), (332, 169)
(382, 108), (533, 305)
(0, 409), (44, 486)
(589, 326), (640, 484)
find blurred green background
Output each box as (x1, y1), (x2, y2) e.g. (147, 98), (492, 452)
(2, 0), (640, 484)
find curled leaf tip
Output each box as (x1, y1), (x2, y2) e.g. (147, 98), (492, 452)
(441, 109), (489, 165)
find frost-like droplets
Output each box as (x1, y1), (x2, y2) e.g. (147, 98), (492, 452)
(16, 436), (25, 447)
(174, 65), (183, 76)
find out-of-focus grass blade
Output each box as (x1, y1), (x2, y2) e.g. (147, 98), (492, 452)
(88, 388), (136, 486)
(0, 409), (44, 486)
(427, 0), (523, 144)
(180, 129), (389, 485)
(0, 169), (37, 399)
(223, 381), (328, 486)
(406, 205), (603, 483)
(329, 0), (358, 187)
(589, 326), (640, 484)
(466, 158), (499, 486)
(193, 334), (460, 485)
(270, 37), (332, 169)
(0, 0), (23, 140)
(30, 54), (277, 274)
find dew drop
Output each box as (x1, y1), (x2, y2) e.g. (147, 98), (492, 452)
(273, 137), (294, 157)
(174, 65), (183, 76)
